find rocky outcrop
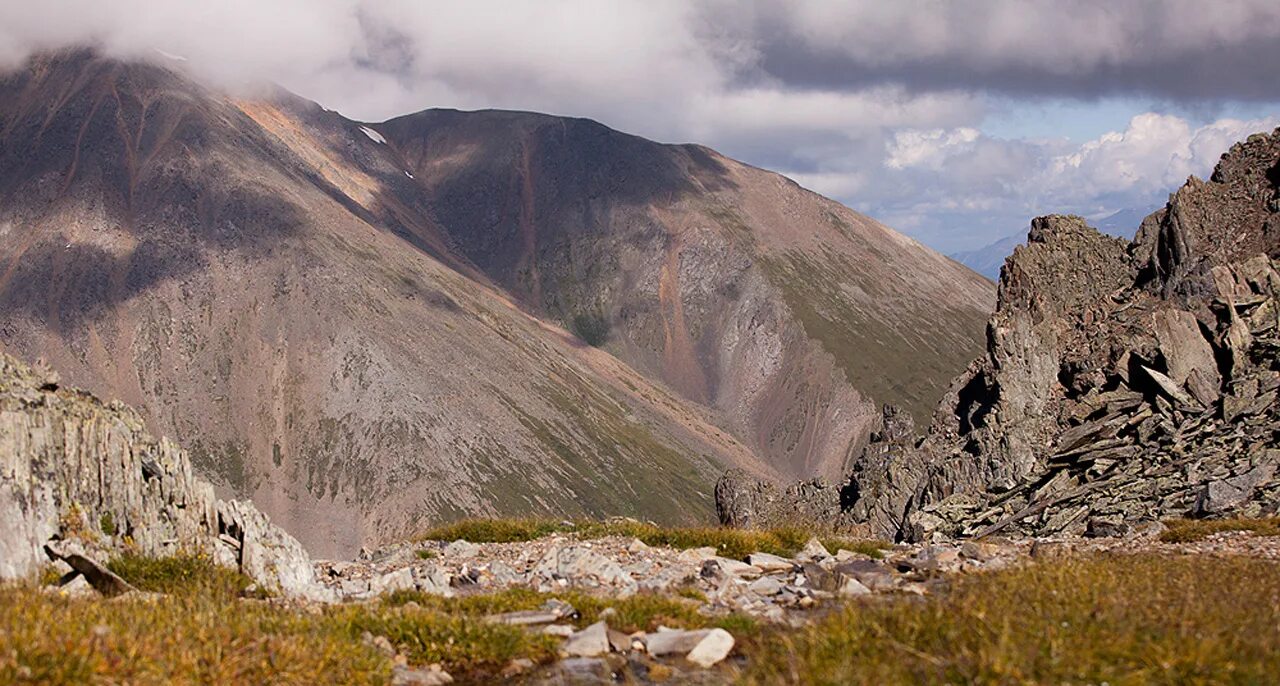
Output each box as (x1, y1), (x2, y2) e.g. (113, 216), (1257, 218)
(718, 127), (1280, 540)
(0, 353), (329, 599)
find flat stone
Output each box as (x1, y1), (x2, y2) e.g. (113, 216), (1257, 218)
(369, 568), (415, 595)
(958, 541), (999, 561)
(834, 549), (869, 562)
(833, 559), (896, 592)
(795, 538), (832, 562)
(686, 628), (735, 668)
(543, 624), (576, 638)
(391, 665), (453, 685)
(487, 610), (562, 626)
(838, 577), (871, 596)
(746, 552), (795, 572)
(562, 621), (611, 657)
(551, 657), (610, 682)
(676, 547), (718, 563)
(706, 558), (752, 578)
(747, 576), (783, 596)
(442, 540), (479, 559)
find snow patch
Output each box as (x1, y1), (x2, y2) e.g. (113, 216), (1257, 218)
(359, 126), (386, 144)
(153, 48), (187, 62)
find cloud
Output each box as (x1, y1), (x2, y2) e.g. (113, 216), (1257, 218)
(0, 1), (1276, 254)
(845, 113), (1280, 251)
(752, 0), (1280, 101)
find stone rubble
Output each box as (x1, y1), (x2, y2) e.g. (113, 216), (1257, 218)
(319, 521), (1280, 682)
(717, 128), (1280, 543)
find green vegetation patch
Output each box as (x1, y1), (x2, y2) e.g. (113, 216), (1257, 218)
(758, 248), (985, 427)
(737, 553), (1280, 685)
(1159, 516), (1280, 543)
(416, 518), (572, 544)
(572, 520), (887, 560)
(107, 553), (256, 600)
(417, 517), (888, 560)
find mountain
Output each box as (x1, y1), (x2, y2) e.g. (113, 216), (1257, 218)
(718, 129), (1280, 540)
(950, 206), (1158, 280)
(1093, 205), (1157, 238)
(949, 235), (1022, 281)
(0, 50), (994, 555)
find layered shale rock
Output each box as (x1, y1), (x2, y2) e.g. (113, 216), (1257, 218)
(0, 353), (327, 599)
(719, 128), (1280, 540)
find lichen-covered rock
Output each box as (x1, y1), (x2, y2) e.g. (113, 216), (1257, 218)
(0, 353), (329, 600)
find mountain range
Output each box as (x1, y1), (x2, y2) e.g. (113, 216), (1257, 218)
(951, 206), (1158, 280)
(0, 50), (993, 556)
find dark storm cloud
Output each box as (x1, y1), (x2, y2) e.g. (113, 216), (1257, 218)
(756, 35), (1280, 102)
(743, 0), (1280, 102)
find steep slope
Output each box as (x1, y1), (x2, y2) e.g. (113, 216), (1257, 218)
(372, 109), (993, 478)
(0, 50), (992, 555)
(0, 51), (764, 556)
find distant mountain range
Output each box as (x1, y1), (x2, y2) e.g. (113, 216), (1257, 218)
(951, 206), (1158, 280)
(0, 50), (994, 556)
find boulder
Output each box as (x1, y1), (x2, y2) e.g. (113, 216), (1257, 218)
(562, 621), (611, 658)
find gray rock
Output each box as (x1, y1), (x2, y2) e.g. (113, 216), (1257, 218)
(686, 628), (735, 668)
(488, 610), (563, 626)
(368, 567), (415, 596)
(1196, 462), (1278, 515)
(747, 576), (783, 596)
(795, 538), (832, 562)
(645, 628), (735, 667)
(391, 665), (453, 685)
(746, 552), (795, 572)
(838, 577), (871, 596)
(543, 624), (576, 638)
(442, 540), (479, 558)
(562, 621), (611, 657)
(0, 354), (327, 601)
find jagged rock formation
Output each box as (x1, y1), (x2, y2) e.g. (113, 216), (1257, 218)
(0, 353), (327, 599)
(0, 50), (991, 555)
(719, 129), (1280, 540)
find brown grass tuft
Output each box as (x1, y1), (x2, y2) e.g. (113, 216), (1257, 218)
(737, 553), (1280, 684)
(1159, 516), (1280, 543)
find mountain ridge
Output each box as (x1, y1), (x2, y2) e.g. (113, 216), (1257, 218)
(0, 49), (993, 555)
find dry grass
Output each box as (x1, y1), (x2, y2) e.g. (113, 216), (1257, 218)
(0, 557), (755, 684)
(6, 551), (1278, 684)
(737, 553), (1280, 685)
(416, 518), (888, 559)
(1160, 516), (1280, 543)
(107, 553), (256, 599)
(0, 588), (392, 685)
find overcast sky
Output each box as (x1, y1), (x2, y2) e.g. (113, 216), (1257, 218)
(2, 0), (1278, 252)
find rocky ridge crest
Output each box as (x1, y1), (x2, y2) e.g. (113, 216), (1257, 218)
(0, 353), (327, 599)
(718, 128), (1280, 541)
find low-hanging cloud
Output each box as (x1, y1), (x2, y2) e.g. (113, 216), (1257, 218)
(0, 1), (1276, 253)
